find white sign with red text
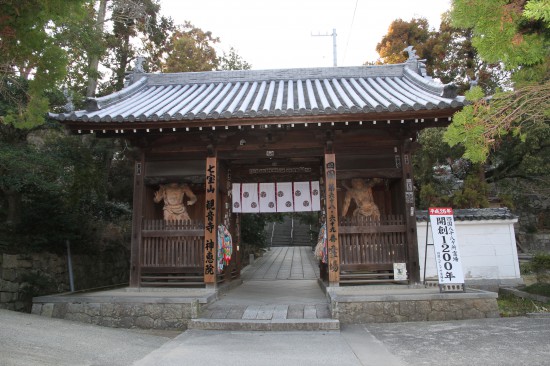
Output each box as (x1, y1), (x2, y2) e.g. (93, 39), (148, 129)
(428, 207), (465, 285)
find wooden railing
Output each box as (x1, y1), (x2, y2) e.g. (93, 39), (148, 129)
(338, 215), (407, 283)
(140, 220), (204, 287)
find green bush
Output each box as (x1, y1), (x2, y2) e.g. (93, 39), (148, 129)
(498, 291), (549, 316)
(532, 253), (550, 284)
(531, 253), (550, 272)
(523, 283), (550, 298)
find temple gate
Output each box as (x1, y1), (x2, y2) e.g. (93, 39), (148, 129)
(51, 54), (464, 288)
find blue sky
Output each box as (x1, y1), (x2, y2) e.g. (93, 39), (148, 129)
(161, 0), (452, 70)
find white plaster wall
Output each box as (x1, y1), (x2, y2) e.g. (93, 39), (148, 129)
(417, 219), (522, 285)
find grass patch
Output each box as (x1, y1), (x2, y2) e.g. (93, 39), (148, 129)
(523, 283), (550, 297)
(497, 292), (549, 317)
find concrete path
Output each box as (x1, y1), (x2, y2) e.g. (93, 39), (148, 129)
(134, 317), (550, 366)
(242, 246), (319, 280)
(197, 246), (329, 323)
(2, 309), (549, 365)
(134, 325), (406, 366)
(0, 309), (176, 366)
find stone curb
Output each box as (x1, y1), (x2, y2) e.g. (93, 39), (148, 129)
(188, 318), (340, 331)
(526, 312), (550, 318)
(500, 287), (550, 304)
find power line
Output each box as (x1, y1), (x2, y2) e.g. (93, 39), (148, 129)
(343, 0), (359, 64)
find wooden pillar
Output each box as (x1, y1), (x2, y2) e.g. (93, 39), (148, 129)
(400, 140), (420, 283)
(204, 156), (218, 287)
(324, 153), (340, 286)
(129, 153), (145, 287)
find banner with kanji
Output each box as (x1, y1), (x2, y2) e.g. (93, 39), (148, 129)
(428, 207), (465, 285)
(231, 182), (321, 213)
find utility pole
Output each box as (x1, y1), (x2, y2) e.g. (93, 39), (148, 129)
(311, 28), (337, 67)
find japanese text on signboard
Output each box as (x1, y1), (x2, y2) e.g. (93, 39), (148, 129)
(325, 161), (339, 273)
(204, 163), (216, 276)
(428, 207), (464, 285)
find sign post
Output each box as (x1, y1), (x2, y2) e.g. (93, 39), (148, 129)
(428, 207), (465, 292)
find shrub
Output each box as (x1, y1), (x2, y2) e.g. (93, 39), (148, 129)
(531, 253), (550, 284)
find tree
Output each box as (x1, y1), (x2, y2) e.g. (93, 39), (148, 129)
(162, 22), (220, 73)
(375, 18), (439, 74)
(373, 15), (508, 94)
(218, 47), (252, 71)
(101, 0), (174, 93)
(0, 0), (87, 128)
(374, 15), (508, 207)
(444, 0), (550, 163)
(0, 1), (134, 253)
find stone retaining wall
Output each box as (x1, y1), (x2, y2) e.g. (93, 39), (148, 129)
(31, 301), (200, 330)
(333, 297), (499, 324)
(327, 287), (500, 324)
(0, 251), (128, 312)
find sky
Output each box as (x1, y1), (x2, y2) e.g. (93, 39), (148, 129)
(160, 0), (452, 70)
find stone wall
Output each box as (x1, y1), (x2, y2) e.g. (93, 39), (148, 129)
(333, 297), (500, 324)
(31, 301), (200, 330)
(515, 195), (550, 253)
(0, 251), (129, 312)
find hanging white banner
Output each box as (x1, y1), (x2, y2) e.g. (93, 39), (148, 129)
(276, 182), (294, 212)
(428, 207), (465, 286)
(241, 183), (260, 213)
(293, 181), (312, 212)
(259, 183), (277, 213)
(311, 181), (321, 211)
(232, 183), (242, 213)
(231, 181), (321, 213)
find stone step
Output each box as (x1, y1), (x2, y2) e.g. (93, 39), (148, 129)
(189, 318), (340, 331)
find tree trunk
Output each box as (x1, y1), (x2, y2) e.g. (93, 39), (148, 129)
(115, 32), (131, 91)
(86, 0), (108, 98)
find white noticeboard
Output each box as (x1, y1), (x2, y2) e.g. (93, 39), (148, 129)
(428, 207), (465, 287)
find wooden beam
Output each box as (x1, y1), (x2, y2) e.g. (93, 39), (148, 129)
(336, 168), (402, 180)
(204, 156), (218, 286)
(129, 153), (145, 287)
(60, 107), (460, 133)
(324, 153), (340, 286)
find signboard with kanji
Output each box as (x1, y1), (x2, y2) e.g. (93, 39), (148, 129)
(428, 207), (465, 288)
(204, 157), (217, 284)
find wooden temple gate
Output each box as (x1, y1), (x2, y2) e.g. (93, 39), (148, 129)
(51, 57), (464, 288)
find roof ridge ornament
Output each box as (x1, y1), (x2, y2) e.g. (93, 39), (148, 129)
(134, 56), (146, 74)
(63, 88), (74, 112)
(403, 46), (428, 77)
(403, 46), (419, 61)
(124, 56), (147, 87)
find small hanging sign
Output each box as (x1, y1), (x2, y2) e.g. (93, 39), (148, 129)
(393, 263), (408, 281)
(428, 207), (465, 292)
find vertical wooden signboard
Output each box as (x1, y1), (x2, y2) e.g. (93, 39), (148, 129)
(324, 153), (340, 285)
(204, 156), (217, 286)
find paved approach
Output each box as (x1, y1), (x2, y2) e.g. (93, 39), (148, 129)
(3, 247), (549, 365)
(2, 309), (549, 366)
(200, 246), (330, 322)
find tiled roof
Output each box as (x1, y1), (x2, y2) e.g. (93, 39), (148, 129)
(416, 208), (517, 222)
(50, 60), (465, 125)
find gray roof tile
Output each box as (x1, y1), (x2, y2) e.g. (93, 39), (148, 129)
(50, 61), (465, 124)
(416, 208), (517, 222)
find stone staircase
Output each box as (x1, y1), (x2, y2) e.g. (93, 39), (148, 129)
(267, 216), (314, 247)
(189, 303), (339, 331)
